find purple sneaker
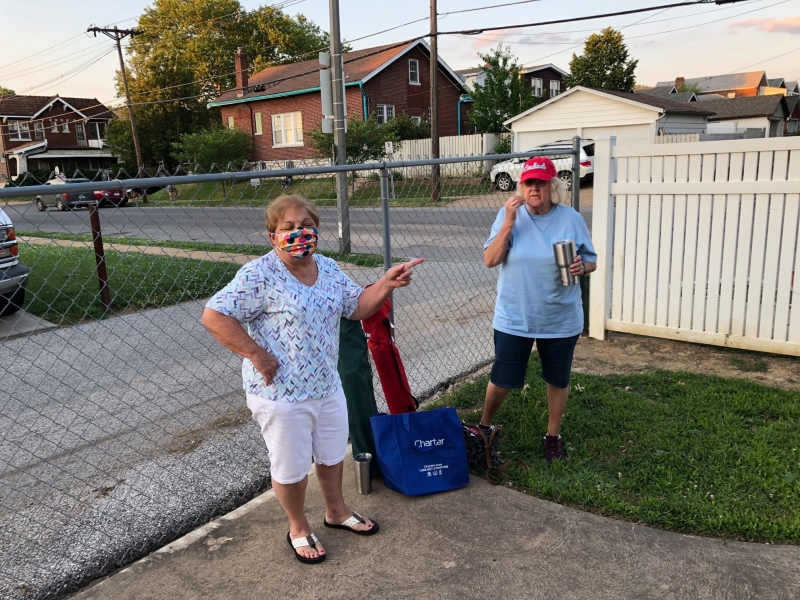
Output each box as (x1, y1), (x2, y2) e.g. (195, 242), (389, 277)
(544, 434), (565, 463)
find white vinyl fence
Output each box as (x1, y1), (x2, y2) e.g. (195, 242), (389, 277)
(654, 134), (700, 144)
(392, 133), (507, 177)
(590, 136), (800, 356)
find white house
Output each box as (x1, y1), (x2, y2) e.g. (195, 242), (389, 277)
(504, 86), (713, 149)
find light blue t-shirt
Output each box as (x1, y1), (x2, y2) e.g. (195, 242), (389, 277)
(205, 252), (363, 403)
(484, 203), (597, 338)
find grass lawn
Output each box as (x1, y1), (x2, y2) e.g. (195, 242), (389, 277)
(430, 354), (800, 544)
(17, 231), (388, 268)
(132, 177), (494, 207)
(20, 244), (241, 324)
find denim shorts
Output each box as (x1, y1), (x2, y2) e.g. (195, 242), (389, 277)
(490, 330), (580, 390)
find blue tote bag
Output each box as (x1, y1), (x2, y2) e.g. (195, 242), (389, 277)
(370, 408), (469, 496)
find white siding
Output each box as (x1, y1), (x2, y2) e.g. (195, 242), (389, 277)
(511, 90), (660, 132)
(657, 113), (708, 135)
(510, 89), (661, 148)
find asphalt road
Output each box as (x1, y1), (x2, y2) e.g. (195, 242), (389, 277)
(3, 201), (592, 262)
(1, 199), (593, 599)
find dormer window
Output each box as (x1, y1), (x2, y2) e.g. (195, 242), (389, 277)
(62, 121), (69, 133)
(409, 59), (420, 85)
(33, 122), (44, 140)
(531, 78), (543, 97)
(550, 80), (561, 97)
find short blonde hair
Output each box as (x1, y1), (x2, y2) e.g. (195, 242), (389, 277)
(517, 174), (570, 206)
(264, 195), (320, 233)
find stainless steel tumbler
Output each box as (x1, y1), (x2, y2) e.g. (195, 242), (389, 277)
(354, 453), (372, 495)
(553, 240), (578, 286)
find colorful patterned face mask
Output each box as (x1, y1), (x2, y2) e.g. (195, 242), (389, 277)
(273, 227), (318, 258)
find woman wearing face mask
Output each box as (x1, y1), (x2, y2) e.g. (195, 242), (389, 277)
(479, 157), (597, 463)
(202, 195), (423, 565)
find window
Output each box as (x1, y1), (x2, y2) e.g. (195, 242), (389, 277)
(427, 107), (432, 122)
(33, 122), (44, 140)
(411, 116), (422, 125)
(409, 59), (420, 85)
(50, 120), (58, 133)
(62, 121), (69, 133)
(227, 116), (234, 129)
(271, 112), (304, 146)
(376, 104), (395, 124)
(76, 123), (86, 142)
(9, 121), (31, 141)
(254, 112), (263, 135)
(531, 78), (543, 97)
(550, 80), (561, 97)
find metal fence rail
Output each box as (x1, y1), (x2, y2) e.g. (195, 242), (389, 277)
(0, 146), (581, 598)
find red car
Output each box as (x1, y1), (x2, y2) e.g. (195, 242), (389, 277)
(34, 177), (129, 211)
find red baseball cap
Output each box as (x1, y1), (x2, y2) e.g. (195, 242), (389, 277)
(519, 156), (557, 183)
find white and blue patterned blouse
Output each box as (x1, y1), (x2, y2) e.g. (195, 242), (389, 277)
(205, 252), (363, 403)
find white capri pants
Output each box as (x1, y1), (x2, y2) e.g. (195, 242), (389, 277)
(246, 387), (349, 485)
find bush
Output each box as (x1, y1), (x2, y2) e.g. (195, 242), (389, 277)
(492, 135), (512, 155)
(7, 169), (52, 186)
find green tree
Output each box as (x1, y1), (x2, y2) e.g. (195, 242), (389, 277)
(468, 45), (537, 134)
(678, 82), (702, 94)
(306, 115), (400, 165)
(121, 0), (335, 168)
(172, 127), (252, 170)
(105, 117), (138, 172)
(383, 113), (430, 141)
(0, 86), (14, 97)
(564, 28), (638, 92)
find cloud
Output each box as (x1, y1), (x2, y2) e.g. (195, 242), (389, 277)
(469, 31), (576, 51)
(730, 16), (800, 34)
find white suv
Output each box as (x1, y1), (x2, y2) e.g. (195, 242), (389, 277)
(490, 140), (595, 192)
(0, 207), (29, 316)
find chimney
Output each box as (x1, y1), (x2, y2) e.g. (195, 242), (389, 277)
(235, 49), (249, 98)
(675, 77), (685, 90)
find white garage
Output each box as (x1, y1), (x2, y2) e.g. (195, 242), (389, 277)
(505, 86), (711, 149)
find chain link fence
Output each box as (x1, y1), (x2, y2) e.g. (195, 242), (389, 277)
(0, 147), (583, 599)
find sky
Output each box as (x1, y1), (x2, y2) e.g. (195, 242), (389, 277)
(1, 0), (799, 106)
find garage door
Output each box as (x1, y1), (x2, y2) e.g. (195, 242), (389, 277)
(515, 130), (575, 151)
(516, 125), (653, 150)
(582, 124), (652, 146)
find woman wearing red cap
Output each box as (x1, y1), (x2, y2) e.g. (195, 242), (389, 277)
(479, 156), (596, 462)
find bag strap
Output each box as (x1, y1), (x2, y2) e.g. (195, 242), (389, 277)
(475, 426), (500, 470)
(486, 457), (531, 486)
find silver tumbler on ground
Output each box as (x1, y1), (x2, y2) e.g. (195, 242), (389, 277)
(553, 240), (578, 286)
(354, 453), (372, 495)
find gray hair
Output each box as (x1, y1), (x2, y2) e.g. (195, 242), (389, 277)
(518, 175), (570, 205)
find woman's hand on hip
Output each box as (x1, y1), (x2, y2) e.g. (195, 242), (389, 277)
(504, 195), (524, 222)
(252, 350), (279, 386)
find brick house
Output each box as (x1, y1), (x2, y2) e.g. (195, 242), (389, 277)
(207, 39), (466, 162)
(0, 95), (116, 181)
(456, 63), (568, 135)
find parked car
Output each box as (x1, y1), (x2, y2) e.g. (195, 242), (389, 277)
(490, 140), (595, 192)
(34, 177), (129, 211)
(0, 207), (29, 316)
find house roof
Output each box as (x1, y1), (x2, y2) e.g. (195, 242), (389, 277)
(697, 94), (728, 101)
(504, 86), (713, 125)
(0, 95), (113, 119)
(786, 81), (799, 93)
(521, 63), (569, 77)
(783, 95), (798, 117)
(698, 95), (786, 120)
(636, 86), (696, 102)
(209, 39), (465, 107)
(768, 78), (786, 88)
(455, 67), (482, 77)
(655, 71), (767, 94)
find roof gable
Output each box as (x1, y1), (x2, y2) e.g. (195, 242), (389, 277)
(209, 39), (465, 107)
(0, 94), (112, 119)
(521, 63), (569, 78)
(504, 86), (712, 125)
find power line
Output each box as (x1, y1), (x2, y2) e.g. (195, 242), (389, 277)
(0, 34), (87, 73)
(21, 49), (117, 97)
(15, 47), (117, 95)
(732, 44), (800, 72)
(439, 0), (543, 16)
(345, 16), (430, 43)
(0, 43), (114, 81)
(436, 1), (730, 36)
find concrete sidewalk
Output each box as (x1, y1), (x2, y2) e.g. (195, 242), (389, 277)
(73, 460), (800, 600)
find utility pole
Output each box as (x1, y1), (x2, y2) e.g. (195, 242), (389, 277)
(429, 0), (441, 203)
(329, 0), (351, 254)
(87, 25), (146, 201)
